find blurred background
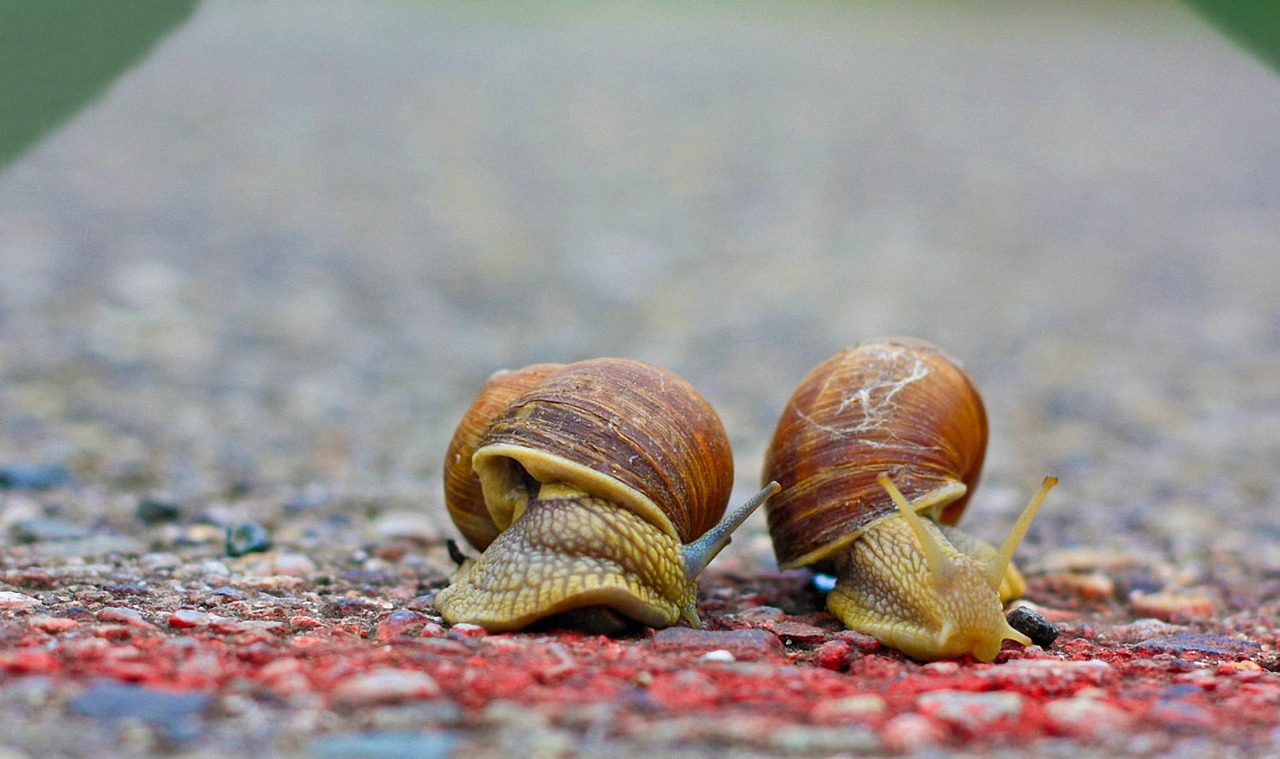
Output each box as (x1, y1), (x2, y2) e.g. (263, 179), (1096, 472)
(0, 1), (1277, 575)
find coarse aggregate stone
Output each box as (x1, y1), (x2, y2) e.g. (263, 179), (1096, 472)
(2, 1), (1280, 758)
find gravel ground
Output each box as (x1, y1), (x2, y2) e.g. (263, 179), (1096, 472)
(1, 1), (1279, 757)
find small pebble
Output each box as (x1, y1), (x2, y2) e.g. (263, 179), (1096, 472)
(1007, 605), (1061, 648)
(226, 522), (273, 557)
(699, 649), (736, 663)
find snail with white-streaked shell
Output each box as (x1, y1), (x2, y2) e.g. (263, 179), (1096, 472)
(762, 338), (1055, 662)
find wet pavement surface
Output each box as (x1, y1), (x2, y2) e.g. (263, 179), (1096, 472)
(2, 1), (1280, 757)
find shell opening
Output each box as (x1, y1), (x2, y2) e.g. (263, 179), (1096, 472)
(472, 442), (679, 539)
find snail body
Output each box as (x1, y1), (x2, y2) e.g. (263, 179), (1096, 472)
(763, 339), (1055, 662)
(438, 358), (776, 632)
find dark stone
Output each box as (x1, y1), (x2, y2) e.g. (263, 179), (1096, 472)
(1007, 606), (1060, 649)
(225, 521), (272, 557)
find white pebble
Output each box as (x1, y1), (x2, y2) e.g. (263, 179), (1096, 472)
(699, 649), (736, 662)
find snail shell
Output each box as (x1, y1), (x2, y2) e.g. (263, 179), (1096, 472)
(763, 339), (1054, 662)
(442, 362), (561, 552)
(764, 338), (988, 571)
(438, 357), (775, 632)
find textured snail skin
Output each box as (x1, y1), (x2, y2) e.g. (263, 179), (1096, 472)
(763, 339), (1054, 662)
(436, 489), (694, 630)
(825, 483), (1032, 662)
(437, 358), (773, 632)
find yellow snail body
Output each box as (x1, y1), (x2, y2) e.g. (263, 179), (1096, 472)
(438, 358), (777, 632)
(763, 339), (1055, 662)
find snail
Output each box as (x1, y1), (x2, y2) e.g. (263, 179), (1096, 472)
(762, 339), (1055, 662)
(436, 358), (778, 632)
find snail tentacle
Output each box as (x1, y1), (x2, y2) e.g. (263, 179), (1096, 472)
(682, 482), (780, 583)
(987, 476), (1057, 591)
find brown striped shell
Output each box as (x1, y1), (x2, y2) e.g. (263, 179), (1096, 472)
(443, 358), (734, 549)
(762, 339), (988, 571)
(443, 363), (561, 550)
